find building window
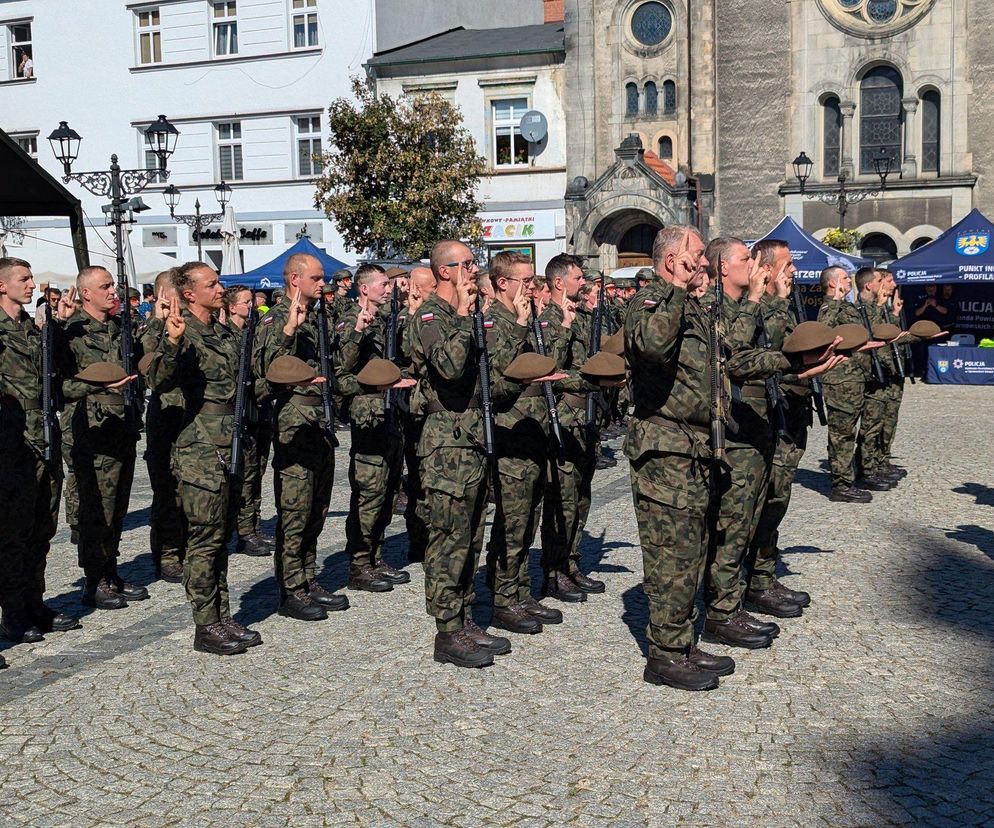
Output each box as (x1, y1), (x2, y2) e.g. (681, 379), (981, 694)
(13, 134), (37, 158)
(644, 82), (658, 116)
(217, 121), (244, 181)
(859, 66), (902, 174)
(861, 232), (897, 264)
(657, 136), (673, 161)
(492, 98), (529, 168)
(8, 21), (33, 78)
(625, 83), (639, 117)
(292, 0), (319, 48)
(136, 9), (162, 65)
(921, 89), (940, 174)
(630, 2), (672, 46)
(823, 96), (842, 178)
(662, 80), (676, 115)
(296, 115), (322, 177)
(213, 1), (238, 57)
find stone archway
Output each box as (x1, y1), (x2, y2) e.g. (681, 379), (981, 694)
(591, 209), (663, 271)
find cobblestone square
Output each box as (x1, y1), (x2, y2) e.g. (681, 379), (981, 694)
(0, 384), (991, 827)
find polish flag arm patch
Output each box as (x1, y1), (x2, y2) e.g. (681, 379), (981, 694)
(420, 312), (435, 322)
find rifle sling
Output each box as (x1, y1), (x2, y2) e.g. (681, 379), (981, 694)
(0, 395), (41, 411)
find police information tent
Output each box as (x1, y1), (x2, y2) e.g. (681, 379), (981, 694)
(751, 216), (871, 284)
(225, 236), (349, 289)
(891, 208), (994, 285)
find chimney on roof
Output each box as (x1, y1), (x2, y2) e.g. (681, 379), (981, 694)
(544, 0), (564, 24)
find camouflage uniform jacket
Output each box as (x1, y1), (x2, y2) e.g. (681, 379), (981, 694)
(140, 318), (185, 410)
(539, 301), (597, 431)
(818, 298), (871, 384)
(408, 293), (482, 455)
(0, 304), (52, 454)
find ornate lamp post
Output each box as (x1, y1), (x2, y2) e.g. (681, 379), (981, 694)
(162, 180), (232, 260)
(792, 148), (894, 231)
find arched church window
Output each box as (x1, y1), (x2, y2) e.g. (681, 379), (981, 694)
(644, 82), (658, 116)
(630, 2), (672, 46)
(662, 80), (676, 115)
(625, 83), (639, 117)
(921, 89), (940, 173)
(823, 96), (841, 178)
(859, 66), (902, 175)
(658, 136), (673, 160)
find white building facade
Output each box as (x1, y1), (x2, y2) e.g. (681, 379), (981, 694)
(0, 0), (374, 283)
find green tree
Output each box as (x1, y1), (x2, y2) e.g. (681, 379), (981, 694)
(315, 78), (486, 260)
(821, 227), (863, 254)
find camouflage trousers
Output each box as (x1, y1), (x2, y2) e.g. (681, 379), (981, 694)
(630, 449), (712, 658)
(403, 415), (430, 561)
(824, 381), (865, 488)
(486, 452), (544, 608)
(144, 403), (185, 568)
(235, 417), (271, 538)
(0, 441), (62, 613)
(273, 424), (335, 593)
(345, 438), (403, 568)
(174, 443), (236, 625)
(705, 418), (774, 622)
(421, 446), (488, 633)
(857, 380), (889, 477)
(541, 428), (595, 577)
(746, 398), (810, 592)
(881, 381), (904, 460)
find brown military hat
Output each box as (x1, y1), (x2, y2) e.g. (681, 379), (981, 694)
(580, 351), (626, 382)
(384, 266), (408, 280)
(504, 352), (555, 382)
(782, 321), (836, 354)
(266, 355), (316, 385)
(600, 330), (625, 356)
(909, 319), (941, 338)
(833, 323), (869, 353)
(76, 361), (127, 384)
(356, 358), (401, 388)
(137, 352), (155, 377)
(872, 322), (902, 342)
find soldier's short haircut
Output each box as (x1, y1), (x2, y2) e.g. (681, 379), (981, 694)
(854, 266), (878, 291)
(355, 263), (385, 287)
(652, 225), (703, 268)
(704, 237), (746, 280)
(172, 261), (212, 296)
(154, 268), (179, 296)
(819, 265), (848, 291)
(283, 252), (319, 279)
(429, 240), (466, 277)
(489, 251), (532, 289)
(222, 284), (251, 310)
(752, 239), (790, 268)
(76, 265), (113, 291)
(545, 253), (585, 283)
(0, 256), (31, 282)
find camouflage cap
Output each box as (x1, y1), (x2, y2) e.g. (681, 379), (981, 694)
(833, 323), (869, 353)
(266, 355), (317, 385)
(332, 269), (352, 282)
(356, 358), (401, 388)
(76, 361), (128, 384)
(909, 319), (941, 338)
(600, 330), (625, 356)
(636, 267), (655, 282)
(321, 283), (335, 294)
(579, 351), (626, 381)
(504, 352), (555, 382)
(782, 321), (836, 354)
(872, 322), (902, 342)
(384, 266), (408, 280)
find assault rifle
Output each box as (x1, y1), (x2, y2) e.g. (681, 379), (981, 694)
(709, 255), (728, 463)
(855, 296), (887, 384)
(755, 309), (789, 436)
(790, 285), (828, 425)
(897, 302), (916, 384)
(119, 287), (139, 435)
(530, 298), (564, 458)
(384, 282), (399, 416)
(42, 302), (58, 463)
(473, 293), (495, 460)
(315, 293), (337, 437)
(585, 273), (605, 435)
(229, 307), (258, 479)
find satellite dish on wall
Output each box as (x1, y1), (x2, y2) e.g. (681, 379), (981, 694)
(520, 110), (548, 144)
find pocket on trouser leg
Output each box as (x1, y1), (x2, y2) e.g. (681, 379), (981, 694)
(276, 466), (312, 514)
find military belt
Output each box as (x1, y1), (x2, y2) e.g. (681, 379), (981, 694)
(560, 393), (587, 407)
(781, 383), (812, 397)
(89, 393), (125, 406)
(289, 394), (322, 407)
(0, 395), (41, 411)
(197, 402), (235, 416)
(634, 409), (710, 437)
(426, 398), (480, 415)
(736, 385), (768, 400)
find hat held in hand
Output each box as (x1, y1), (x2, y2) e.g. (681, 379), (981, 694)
(872, 322), (902, 342)
(600, 330), (625, 356)
(76, 361), (127, 384)
(782, 321), (836, 355)
(504, 352), (555, 382)
(580, 351), (626, 382)
(266, 355), (317, 385)
(356, 358), (401, 388)
(909, 319), (941, 338)
(833, 323), (869, 353)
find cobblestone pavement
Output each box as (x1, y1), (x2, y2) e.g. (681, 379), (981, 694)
(0, 384), (992, 827)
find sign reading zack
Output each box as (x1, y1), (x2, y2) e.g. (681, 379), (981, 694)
(480, 212), (556, 242)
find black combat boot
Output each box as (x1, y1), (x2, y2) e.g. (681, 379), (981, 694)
(595, 453), (617, 470)
(703, 616), (773, 649)
(155, 556), (184, 584)
(306, 579), (350, 611)
(106, 561), (150, 601)
(0, 611), (44, 643)
(570, 570), (606, 594)
(492, 603), (543, 635)
(82, 576), (128, 610)
(463, 618), (512, 655)
(194, 623), (248, 655)
(347, 564), (392, 593)
(433, 629), (494, 668)
(770, 580), (811, 608)
(278, 590), (328, 621)
(687, 645), (735, 677)
(221, 617), (262, 648)
(745, 586), (802, 619)
(643, 655), (720, 691)
(235, 533), (272, 557)
(520, 596), (563, 624)
(374, 561), (411, 584)
(855, 475), (894, 492)
(828, 485), (872, 503)
(543, 571), (587, 603)
(26, 598), (81, 633)
(733, 610), (781, 638)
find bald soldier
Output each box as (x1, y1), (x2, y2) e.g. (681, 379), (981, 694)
(59, 266), (148, 610)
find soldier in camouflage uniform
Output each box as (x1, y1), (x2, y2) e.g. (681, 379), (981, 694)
(147, 262), (260, 655)
(141, 269), (186, 583)
(0, 258), (79, 650)
(329, 269), (354, 324)
(254, 253), (349, 621)
(336, 264), (412, 592)
(482, 251), (564, 635)
(59, 266), (149, 610)
(222, 284), (276, 558)
(877, 272), (911, 476)
(817, 266), (874, 503)
(409, 240), (511, 669)
(538, 254), (600, 603)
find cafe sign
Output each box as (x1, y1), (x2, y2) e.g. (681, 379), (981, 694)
(480, 211), (556, 242)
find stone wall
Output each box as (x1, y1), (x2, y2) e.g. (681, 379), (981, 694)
(968, 0), (994, 217)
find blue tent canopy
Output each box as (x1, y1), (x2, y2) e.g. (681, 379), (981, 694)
(892, 208), (994, 284)
(223, 236), (349, 289)
(751, 216), (871, 284)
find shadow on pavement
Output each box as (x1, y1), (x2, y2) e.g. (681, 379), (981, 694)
(621, 584), (649, 658)
(794, 467), (832, 495)
(944, 525), (994, 562)
(952, 482), (994, 508)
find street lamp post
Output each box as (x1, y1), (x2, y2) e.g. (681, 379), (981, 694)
(163, 181), (232, 260)
(792, 149), (894, 231)
(49, 114), (180, 431)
